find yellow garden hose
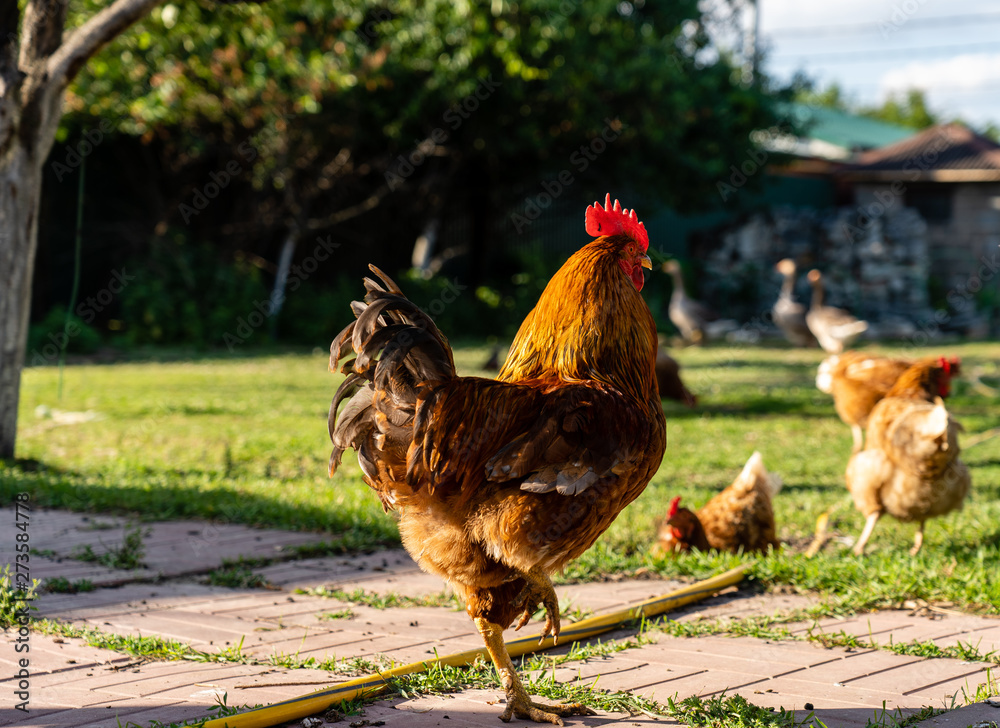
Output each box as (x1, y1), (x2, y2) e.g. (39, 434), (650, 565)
(199, 563), (748, 728)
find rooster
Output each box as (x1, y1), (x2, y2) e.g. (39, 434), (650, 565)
(328, 195), (666, 725)
(653, 452), (782, 555)
(817, 353), (960, 453)
(845, 358), (971, 555)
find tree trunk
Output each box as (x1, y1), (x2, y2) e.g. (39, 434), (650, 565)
(268, 226), (299, 340)
(0, 0), (167, 459)
(0, 140), (48, 459)
(0, 72), (63, 459)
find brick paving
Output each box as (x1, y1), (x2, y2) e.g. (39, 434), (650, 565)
(1, 510), (998, 728)
(0, 508), (327, 587)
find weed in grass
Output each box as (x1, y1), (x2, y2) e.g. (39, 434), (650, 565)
(390, 655), (670, 717)
(122, 691), (261, 728)
(960, 666), (1000, 704)
(43, 577), (94, 594)
(0, 566), (39, 628)
(299, 586), (464, 610)
(204, 561), (270, 589)
(75, 522), (149, 570)
(319, 608), (355, 620)
(807, 629), (1000, 666)
(31, 618), (381, 677)
(862, 701), (944, 728)
(667, 692), (800, 727)
(657, 614), (797, 642)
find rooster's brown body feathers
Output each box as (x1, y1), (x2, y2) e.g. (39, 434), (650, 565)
(329, 236), (665, 633)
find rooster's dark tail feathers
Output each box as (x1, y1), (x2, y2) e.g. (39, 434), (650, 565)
(328, 266), (456, 486)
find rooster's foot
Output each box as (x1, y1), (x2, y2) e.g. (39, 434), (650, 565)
(513, 567), (561, 644)
(501, 694), (597, 725)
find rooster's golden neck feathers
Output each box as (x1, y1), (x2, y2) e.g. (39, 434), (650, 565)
(498, 235), (658, 405)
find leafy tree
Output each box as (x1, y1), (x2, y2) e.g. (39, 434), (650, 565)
(867, 89), (936, 130)
(0, 0), (266, 459)
(4, 0), (787, 457)
(61, 0), (788, 280)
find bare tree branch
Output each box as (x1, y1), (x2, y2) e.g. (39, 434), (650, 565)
(46, 0), (163, 89)
(305, 186), (391, 231)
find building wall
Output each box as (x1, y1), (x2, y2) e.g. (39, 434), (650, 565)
(855, 182), (1000, 295)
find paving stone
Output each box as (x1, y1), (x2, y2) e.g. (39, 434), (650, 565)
(0, 507), (325, 586)
(632, 664), (762, 698)
(0, 707), (67, 728)
(88, 612), (246, 648)
(1, 701), (179, 728)
(903, 670), (996, 704)
(36, 581), (233, 618)
(931, 624), (1000, 652)
(683, 635), (847, 666)
(124, 607), (266, 637)
(737, 675), (903, 709)
(796, 615), (901, 642)
(796, 706), (922, 728)
(628, 641), (814, 679)
(794, 649), (921, 684)
(0, 632), (132, 674)
(849, 657), (987, 698)
(10, 513), (1000, 728)
(360, 688), (671, 728)
(912, 697), (1000, 727)
(74, 702), (208, 728)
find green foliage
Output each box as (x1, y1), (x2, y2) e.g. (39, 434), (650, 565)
(118, 236), (270, 347)
(398, 247), (561, 339)
(74, 522), (149, 570)
(274, 277), (361, 346)
(794, 79), (995, 138)
(667, 692), (800, 728)
(27, 306), (102, 358)
(299, 586), (463, 610)
(205, 561), (270, 589)
(61, 0), (789, 227)
(870, 89), (936, 130)
(0, 566), (39, 629)
(43, 577), (95, 594)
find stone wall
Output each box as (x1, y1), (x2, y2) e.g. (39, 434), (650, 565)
(691, 204), (965, 337)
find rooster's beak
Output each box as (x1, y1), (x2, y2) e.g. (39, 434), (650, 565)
(639, 254), (652, 270)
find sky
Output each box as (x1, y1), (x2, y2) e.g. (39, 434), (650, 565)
(755, 0), (1000, 129)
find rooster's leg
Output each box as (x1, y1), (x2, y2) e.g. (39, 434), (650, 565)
(853, 511), (881, 555)
(512, 566), (561, 644)
(909, 521), (925, 556)
(851, 425), (864, 454)
(474, 617), (596, 725)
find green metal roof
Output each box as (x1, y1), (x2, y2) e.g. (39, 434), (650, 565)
(788, 103), (914, 152)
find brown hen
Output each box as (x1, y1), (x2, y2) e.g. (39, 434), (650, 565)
(845, 358), (970, 555)
(654, 452), (782, 555)
(656, 347), (697, 407)
(818, 353), (960, 452)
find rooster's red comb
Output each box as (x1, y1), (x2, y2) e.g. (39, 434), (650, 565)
(586, 193), (648, 251)
(939, 356), (961, 375)
(667, 496), (681, 518)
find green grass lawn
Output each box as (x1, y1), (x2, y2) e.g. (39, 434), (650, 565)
(4, 341), (1000, 614)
